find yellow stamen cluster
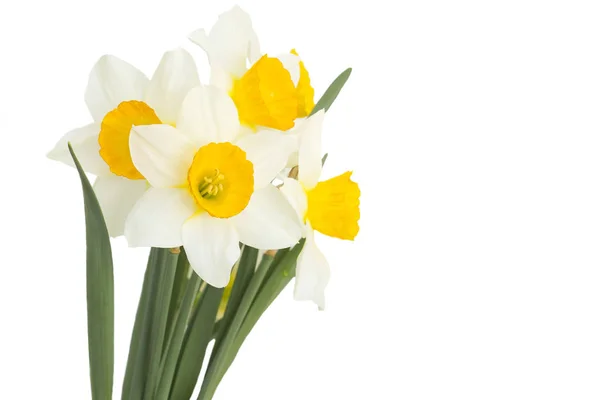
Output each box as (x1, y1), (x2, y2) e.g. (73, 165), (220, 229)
(198, 169), (225, 198)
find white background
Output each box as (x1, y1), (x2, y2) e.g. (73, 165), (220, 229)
(1, 0), (600, 399)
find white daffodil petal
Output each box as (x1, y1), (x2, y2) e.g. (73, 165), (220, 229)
(284, 118), (305, 168)
(294, 228), (330, 310)
(130, 124), (195, 188)
(286, 150), (299, 169)
(231, 185), (303, 250)
(210, 67), (236, 92)
(189, 5), (260, 78)
(177, 85), (240, 146)
(144, 48), (201, 124)
(276, 53), (301, 86)
(93, 175), (147, 237)
(125, 187), (196, 248)
(85, 55), (149, 122)
(47, 123), (109, 176)
(235, 130), (297, 188)
(188, 29), (209, 52)
(298, 110), (325, 189)
(280, 178), (308, 224)
(183, 213), (240, 288)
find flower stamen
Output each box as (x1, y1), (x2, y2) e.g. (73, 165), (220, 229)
(187, 142), (254, 218)
(198, 170), (226, 198)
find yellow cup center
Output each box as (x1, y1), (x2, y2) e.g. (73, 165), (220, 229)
(98, 100), (161, 180)
(230, 55), (304, 131)
(187, 142), (254, 218)
(306, 171), (361, 240)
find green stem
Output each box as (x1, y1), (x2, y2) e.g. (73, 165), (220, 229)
(169, 285), (223, 400)
(234, 242), (303, 350)
(121, 248), (178, 400)
(143, 249), (180, 399)
(212, 246), (257, 351)
(123, 248), (162, 400)
(165, 248), (190, 350)
(198, 254), (275, 400)
(155, 273), (201, 400)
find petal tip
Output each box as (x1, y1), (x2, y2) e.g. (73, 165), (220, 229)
(195, 269), (231, 289)
(46, 147), (60, 161)
(189, 28), (209, 47)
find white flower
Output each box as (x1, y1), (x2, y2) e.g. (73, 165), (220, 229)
(189, 6), (315, 131)
(47, 49), (200, 237)
(125, 85), (303, 288)
(280, 111), (361, 309)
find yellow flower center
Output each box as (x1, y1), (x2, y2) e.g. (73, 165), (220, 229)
(187, 142), (254, 218)
(230, 54), (314, 131)
(98, 100), (162, 180)
(306, 171), (360, 240)
(197, 169), (226, 199)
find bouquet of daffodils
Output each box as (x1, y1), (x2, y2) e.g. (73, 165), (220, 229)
(48, 6), (360, 400)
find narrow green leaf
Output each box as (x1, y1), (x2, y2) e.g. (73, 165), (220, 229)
(310, 68), (352, 116)
(144, 249), (180, 399)
(198, 254), (276, 400)
(169, 285), (224, 400)
(68, 144), (114, 400)
(155, 273), (201, 400)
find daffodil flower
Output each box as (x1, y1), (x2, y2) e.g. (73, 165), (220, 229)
(280, 111), (361, 309)
(125, 85), (303, 288)
(47, 49), (200, 237)
(189, 6), (314, 131)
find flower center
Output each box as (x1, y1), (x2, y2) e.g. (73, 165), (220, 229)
(98, 100), (161, 180)
(230, 55), (299, 131)
(187, 142), (254, 218)
(198, 169), (225, 199)
(305, 171), (361, 240)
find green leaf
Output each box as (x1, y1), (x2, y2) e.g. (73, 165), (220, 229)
(310, 68), (352, 116)
(144, 249), (180, 398)
(198, 253), (276, 400)
(68, 144), (114, 400)
(155, 273), (201, 400)
(169, 285), (224, 400)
